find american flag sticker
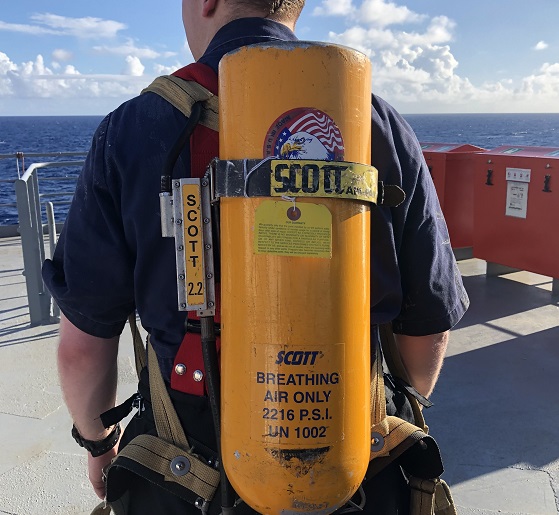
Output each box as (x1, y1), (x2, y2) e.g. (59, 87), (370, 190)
(264, 108), (345, 161)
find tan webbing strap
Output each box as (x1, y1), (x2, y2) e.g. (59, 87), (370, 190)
(375, 325), (458, 515)
(141, 76), (219, 131)
(116, 434), (220, 501)
(409, 477), (457, 515)
(370, 339), (387, 426)
(127, 315), (191, 449)
(128, 314), (146, 378)
(370, 343), (425, 461)
(434, 479), (457, 515)
(146, 341), (190, 449)
(97, 320), (219, 514)
(409, 477), (436, 515)
(127, 311), (189, 449)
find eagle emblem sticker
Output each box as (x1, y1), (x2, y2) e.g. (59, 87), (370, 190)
(264, 108), (345, 161)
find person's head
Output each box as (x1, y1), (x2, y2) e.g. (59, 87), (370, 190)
(182, 0), (305, 60)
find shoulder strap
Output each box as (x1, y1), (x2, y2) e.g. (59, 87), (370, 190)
(141, 63), (219, 132)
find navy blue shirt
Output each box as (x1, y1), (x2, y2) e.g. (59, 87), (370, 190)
(43, 18), (468, 377)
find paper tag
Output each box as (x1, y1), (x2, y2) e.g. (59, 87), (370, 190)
(254, 200), (332, 258)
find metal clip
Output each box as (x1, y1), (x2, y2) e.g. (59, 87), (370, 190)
(194, 497), (210, 514)
(132, 393), (145, 418)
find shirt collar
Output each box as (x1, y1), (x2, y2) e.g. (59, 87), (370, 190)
(198, 17), (298, 72)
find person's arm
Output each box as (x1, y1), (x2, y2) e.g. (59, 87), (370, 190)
(394, 331), (449, 398)
(57, 314), (120, 499)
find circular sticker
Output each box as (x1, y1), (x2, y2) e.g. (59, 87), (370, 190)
(264, 108), (345, 161)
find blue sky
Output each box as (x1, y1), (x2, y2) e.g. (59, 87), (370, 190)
(0, 0), (558, 115)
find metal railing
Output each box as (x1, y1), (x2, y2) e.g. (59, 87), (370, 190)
(1, 153), (86, 325)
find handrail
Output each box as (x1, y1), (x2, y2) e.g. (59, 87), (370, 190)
(13, 159), (84, 326)
(0, 151), (87, 160)
(19, 161), (86, 181)
(1, 153), (86, 213)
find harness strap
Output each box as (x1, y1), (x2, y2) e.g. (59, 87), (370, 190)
(433, 479), (456, 515)
(147, 341), (190, 449)
(129, 314), (146, 378)
(369, 341), (426, 461)
(125, 319), (193, 456)
(409, 477), (456, 515)
(115, 434), (220, 501)
(141, 75), (219, 132)
(376, 324), (458, 515)
(142, 64), (220, 396)
(101, 318), (221, 513)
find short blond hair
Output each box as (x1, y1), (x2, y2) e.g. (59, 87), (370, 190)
(232, 0), (305, 23)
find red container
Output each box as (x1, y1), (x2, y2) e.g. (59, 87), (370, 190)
(473, 146), (559, 277)
(421, 143), (485, 249)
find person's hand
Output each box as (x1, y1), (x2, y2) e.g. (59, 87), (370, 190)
(88, 446), (119, 499)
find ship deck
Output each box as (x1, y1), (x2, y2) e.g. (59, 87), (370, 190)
(0, 235), (558, 514)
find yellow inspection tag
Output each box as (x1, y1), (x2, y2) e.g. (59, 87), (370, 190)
(270, 160), (378, 203)
(254, 200), (332, 258)
(182, 183), (205, 305)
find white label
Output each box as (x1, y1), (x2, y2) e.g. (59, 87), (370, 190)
(505, 181), (529, 219)
(506, 167), (531, 183)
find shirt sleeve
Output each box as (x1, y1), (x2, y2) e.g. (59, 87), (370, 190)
(42, 114), (135, 338)
(371, 96), (469, 336)
(392, 153), (470, 336)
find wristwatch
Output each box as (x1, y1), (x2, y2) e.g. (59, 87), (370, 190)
(71, 423), (122, 457)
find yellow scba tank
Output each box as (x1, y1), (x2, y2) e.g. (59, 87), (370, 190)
(219, 42), (372, 514)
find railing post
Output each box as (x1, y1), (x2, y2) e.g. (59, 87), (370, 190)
(15, 168), (52, 326)
(8, 157), (86, 326)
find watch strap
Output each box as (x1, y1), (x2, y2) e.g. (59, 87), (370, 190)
(72, 423), (121, 458)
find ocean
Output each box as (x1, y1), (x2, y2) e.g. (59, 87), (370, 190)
(1, 113), (558, 226)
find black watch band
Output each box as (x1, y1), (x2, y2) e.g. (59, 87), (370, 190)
(71, 423), (121, 458)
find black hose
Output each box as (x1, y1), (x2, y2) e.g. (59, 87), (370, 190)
(161, 101), (204, 190)
(200, 316), (236, 512)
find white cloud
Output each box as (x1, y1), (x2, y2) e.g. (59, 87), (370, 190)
(0, 51), (150, 104)
(0, 52), (18, 95)
(324, 0), (558, 113)
(64, 65), (80, 75)
(359, 0), (426, 27)
(0, 20), (57, 36)
(0, 13), (126, 39)
(123, 56), (145, 76)
(153, 63), (184, 75)
(1, 3), (558, 115)
(0, 52), (17, 74)
(93, 39), (176, 59)
(52, 49), (73, 62)
(313, 0), (355, 16)
(314, 0), (425, 27)
(30, 13), (126, 39)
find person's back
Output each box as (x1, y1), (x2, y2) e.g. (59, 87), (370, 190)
(43, 1), (468, 513)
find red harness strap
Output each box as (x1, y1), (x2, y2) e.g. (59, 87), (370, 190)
(170, 63), (220, 396)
